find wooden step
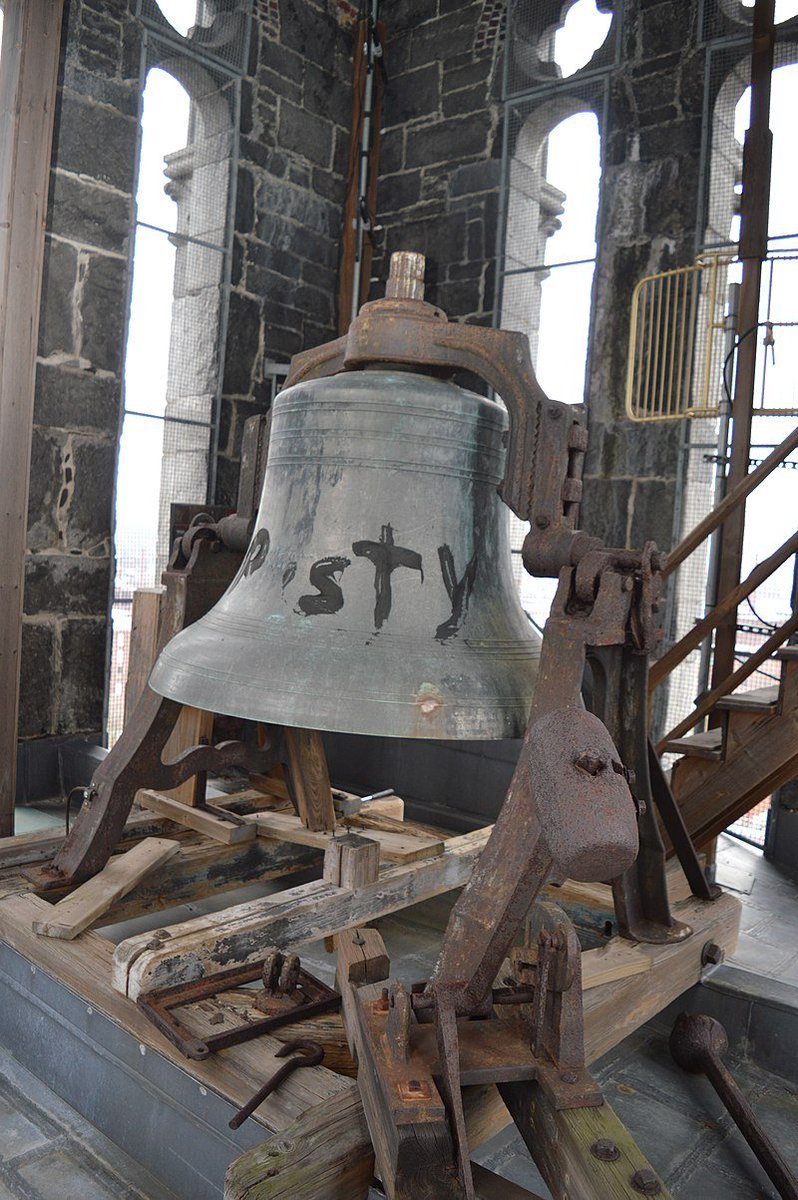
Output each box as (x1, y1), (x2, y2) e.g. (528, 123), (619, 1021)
(715, 683), (780, 713)
(662, 728), (723, 760)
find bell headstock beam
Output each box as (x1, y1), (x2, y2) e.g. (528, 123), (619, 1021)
(286, 251), (585, 546)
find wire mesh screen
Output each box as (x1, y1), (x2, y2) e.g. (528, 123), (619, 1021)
(504, 0), (616, 100)
(701, 0), (798, 43)
(137, 0), (251, 71)
(107, 27), (244, 745)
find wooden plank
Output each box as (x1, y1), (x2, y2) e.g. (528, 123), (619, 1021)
(715, 683), (779, 712)
(138, 789), (257, 845)
(248, 809), (445, 864)
(161, 705), (215, 806)
(31, 838), (180, 940)
(284, 728), (336, 832)
(0, 0), (66, 832)
(113, 827), (493, 999)
(347, 809), (453, 839)
(662, 728), (723, 760)
(0, 807), (171, 870)
(124, 587), (164, 724)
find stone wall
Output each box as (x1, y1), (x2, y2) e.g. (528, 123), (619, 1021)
(214, 0), (353, 505)
(19, 0), (140, 796)
(369, 0), (713, 558)
(19, 0), (353, 795)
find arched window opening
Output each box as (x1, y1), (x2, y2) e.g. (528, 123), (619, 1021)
(719, 0), (798, 23)
(107, 44), (237, 743)
(508, 1), (615, 93)
(154, 0), (198, 37)
(501, 105), (603, 627)
(551, 1), (613, 78)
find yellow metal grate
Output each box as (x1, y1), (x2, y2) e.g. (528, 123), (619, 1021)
(625, 254), (730, 422)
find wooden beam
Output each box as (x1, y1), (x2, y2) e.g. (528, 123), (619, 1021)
(249, 808), (444, 864)
(0, 0), (66, 832)
(124, 587), (164, 723)
(500, 1082), (674, 1200)
(31, 837), (180, 940)
(138, 789), (257, 845)
(161, 706), (215, 806)
(284, 728), (337, 832)
(112, 827), (492, 999)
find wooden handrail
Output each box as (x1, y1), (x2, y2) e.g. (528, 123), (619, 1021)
(650, 526), (798, 690)
(663, 423), (798, 579)
(656, 606), (798, 753)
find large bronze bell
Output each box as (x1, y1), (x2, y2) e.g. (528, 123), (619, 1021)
(149, 256), (541, 739)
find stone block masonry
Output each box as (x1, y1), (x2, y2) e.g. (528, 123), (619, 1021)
(214, 0), (354, 506)
(21, 0), (140, 757)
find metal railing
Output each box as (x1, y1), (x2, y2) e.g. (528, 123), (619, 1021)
(651, 421), (798, 751)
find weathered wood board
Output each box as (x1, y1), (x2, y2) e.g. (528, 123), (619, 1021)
(31, 837), (180, 940)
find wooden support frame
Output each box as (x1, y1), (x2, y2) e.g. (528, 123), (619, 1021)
(0, 0), (66, 832)
(0, 809), (740, 1200)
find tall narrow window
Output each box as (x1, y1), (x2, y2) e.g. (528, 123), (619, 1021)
(501, 107), (603, 627)
(107, 8), (248, 743)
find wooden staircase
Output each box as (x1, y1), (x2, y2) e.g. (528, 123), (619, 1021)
(661, 649), (798, 851)
(649, 424), (798, 854)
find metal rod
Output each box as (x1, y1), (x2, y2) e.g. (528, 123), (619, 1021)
(663, 420), (798, 578)
(350, 0), (379, 324)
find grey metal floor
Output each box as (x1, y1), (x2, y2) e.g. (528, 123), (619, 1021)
(5, 814), (798, 1199)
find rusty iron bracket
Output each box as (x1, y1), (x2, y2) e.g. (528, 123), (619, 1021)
(354, 900), (601, 1199)
(136, 949), (341, 1061)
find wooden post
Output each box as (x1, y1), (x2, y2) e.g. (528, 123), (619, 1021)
(0, 0), (65, 834)
(284, 728), (337, 832)
(124, 588), (165, 724)
(323, 833), (380, 891)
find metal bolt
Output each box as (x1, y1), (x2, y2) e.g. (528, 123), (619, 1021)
(701, 941), (723, 967)
(559, 1070), (578, 1084)
(575, 753), (605, 777)
(590, 1139), (620, 1162)
(535, 514), (550, 529)
(548, 405), (563, 420)
(408, 1079), (422, 1091)
(631, 1168), (662, 1195)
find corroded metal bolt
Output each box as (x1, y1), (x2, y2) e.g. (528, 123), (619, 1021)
(701, 941), (724, 967)
(559, 1070), (578, 1084)
(631, 1168), (661, 1195)
(575, 753), (605, 776)
(590, 1139), (620, 1162)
